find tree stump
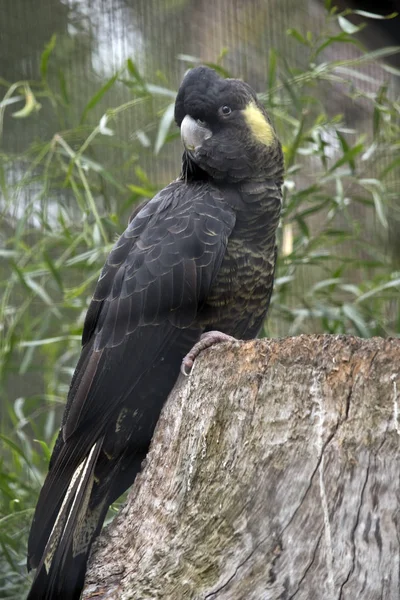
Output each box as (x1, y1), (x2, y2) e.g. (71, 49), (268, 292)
(82, 335), (400, 600)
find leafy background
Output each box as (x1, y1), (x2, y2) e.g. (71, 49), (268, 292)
(1, 1), (399, 597)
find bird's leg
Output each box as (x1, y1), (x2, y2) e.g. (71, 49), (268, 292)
(181, 331), (237, 376)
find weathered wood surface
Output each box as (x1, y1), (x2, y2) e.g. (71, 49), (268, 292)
(83, 335), (400, 600)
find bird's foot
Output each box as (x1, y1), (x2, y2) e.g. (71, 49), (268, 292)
(181, 331), (237, 376)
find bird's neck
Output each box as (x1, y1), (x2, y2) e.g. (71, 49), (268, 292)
(179, 152), (211, 182)
(179, 152), (283, 191)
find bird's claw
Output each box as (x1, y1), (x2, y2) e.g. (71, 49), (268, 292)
(180, 331), (237, 376)
(181, 358), (194, 377)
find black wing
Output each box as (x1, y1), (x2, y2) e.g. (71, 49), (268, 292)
(28, 179), (236, 568)
(65, 180), (235, 437)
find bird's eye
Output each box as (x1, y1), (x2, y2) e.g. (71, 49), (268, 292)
(220, 105), (232, 117)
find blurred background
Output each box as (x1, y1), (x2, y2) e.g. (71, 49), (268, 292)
(1, 1), (399, 596)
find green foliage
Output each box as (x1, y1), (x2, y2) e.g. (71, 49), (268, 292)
(0, 7), (399, 597)
(262, 8), (400, 339)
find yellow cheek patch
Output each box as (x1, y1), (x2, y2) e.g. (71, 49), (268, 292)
(242, 102), (274, 147)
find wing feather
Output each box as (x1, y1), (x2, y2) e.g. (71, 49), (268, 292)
(72, 181), (235, 428)
(28, 181), (236, 569)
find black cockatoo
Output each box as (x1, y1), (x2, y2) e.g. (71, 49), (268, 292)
(27, 65), (284, 599)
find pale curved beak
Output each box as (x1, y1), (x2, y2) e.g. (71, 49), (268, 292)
(180, 115), (212, 151)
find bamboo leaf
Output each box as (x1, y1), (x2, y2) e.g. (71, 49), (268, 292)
(19, 335), (81, 348)
(80, 73), (119, 123)
(287, 28), (309, 45)
(0, 95), (24, 109)
(353, 9), (398, 19)
(327, 142), (364, 174)
(25, 276), (61, 315)
(342, 304), (371, 337)
(371, 190), (388, 229)
(33, 439), (52, 463)
(146, 84), (176, 98)
(126, 59), (146, 88)
(43, 251), (64, 292)
(154, 102), (175, 154)
(128, 184), (155, 198)
(99, 114), (114, 136)
(267, 48), (277, 102)
(0, 435), (31, 464)
(338, 16), (360, 34)
(135, 129), (151, 147)
(12, 86), (41, 118)
(58, 68), (70, 104)
(40, 34), (57, 80)
(356, 279), (400, 303)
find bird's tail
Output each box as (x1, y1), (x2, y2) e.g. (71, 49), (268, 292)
(27, 440), (108, 600)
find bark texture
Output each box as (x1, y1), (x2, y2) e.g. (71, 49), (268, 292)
(83, 335), (400, 600)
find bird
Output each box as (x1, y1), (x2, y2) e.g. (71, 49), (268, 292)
(26, 65), (284, 599)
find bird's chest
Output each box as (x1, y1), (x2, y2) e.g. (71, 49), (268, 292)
(200, 204), (278, 337)
(210, 236), (265, 300)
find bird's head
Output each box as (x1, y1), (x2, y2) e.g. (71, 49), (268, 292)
(174, 66), (283, 184)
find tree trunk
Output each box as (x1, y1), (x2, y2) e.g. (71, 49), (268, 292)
(82, 335), (400, 600)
